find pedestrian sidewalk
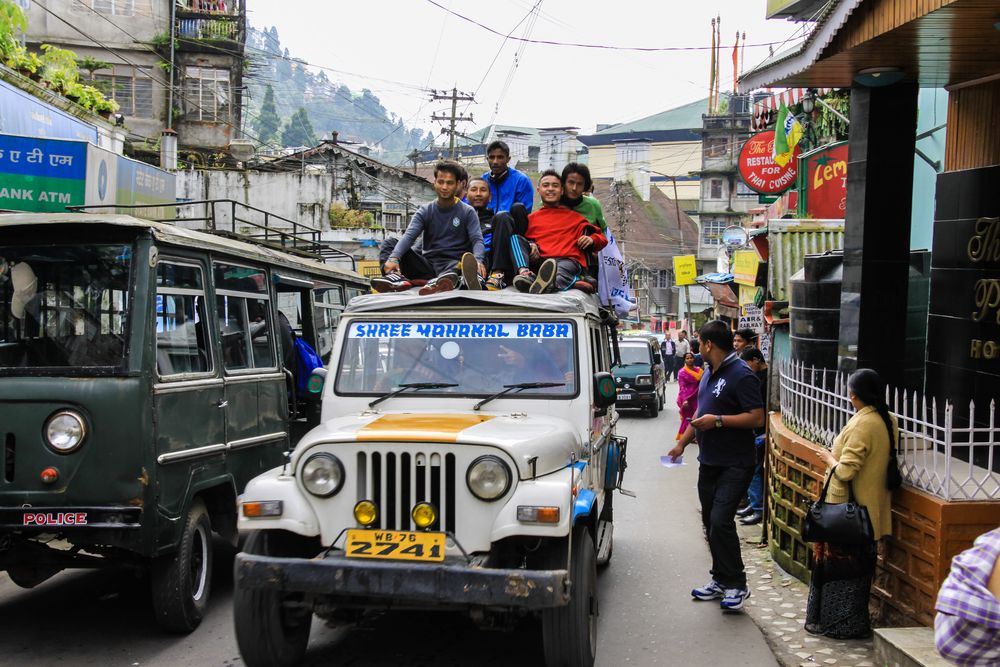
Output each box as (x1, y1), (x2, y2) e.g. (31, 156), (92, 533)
(735, 522), (876, 667)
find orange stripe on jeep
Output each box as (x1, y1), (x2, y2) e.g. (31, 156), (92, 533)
(357, 413), (496, 442)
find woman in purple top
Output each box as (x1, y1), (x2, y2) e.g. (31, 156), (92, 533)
(675, 352), (703, 441)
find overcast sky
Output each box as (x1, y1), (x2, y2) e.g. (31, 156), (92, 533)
(247, 0), (807, 136)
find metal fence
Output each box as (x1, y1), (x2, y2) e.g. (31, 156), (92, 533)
(778, 361), (1000, 501)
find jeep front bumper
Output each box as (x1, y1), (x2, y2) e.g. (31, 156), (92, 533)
(235, 552), (570, 609)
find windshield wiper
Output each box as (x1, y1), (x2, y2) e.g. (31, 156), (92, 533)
(368, 382), (459, 408)
(473, 382), (566, 411)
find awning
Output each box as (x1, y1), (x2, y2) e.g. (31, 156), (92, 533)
(751, 88), (831, 130)
(695, 273), (738, 309)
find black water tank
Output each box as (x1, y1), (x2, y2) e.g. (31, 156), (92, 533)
(789, 251), (843, 369)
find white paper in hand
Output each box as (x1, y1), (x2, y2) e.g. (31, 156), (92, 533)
(660, 455), (685, 468)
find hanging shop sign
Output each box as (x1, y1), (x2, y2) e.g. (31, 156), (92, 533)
(737, 130), (800, 195)
(732, 250), (761, 287)
(0, 134), (87, 212)
(797, 141), (848, 219)
(672, 254), (698, 286)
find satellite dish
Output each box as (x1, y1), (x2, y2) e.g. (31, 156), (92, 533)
(721, 226), (749, 247)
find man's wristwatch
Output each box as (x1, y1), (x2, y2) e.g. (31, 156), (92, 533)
(714, 415), (723, 429)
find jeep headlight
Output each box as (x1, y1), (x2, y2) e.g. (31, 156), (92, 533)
(635, 374), (653, 386)
(44, 410), (86, 453)
(466, 455), (512, 502)
(301, 453), (344, 497)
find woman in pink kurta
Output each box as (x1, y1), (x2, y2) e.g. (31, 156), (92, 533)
(676, 352), (703, 440)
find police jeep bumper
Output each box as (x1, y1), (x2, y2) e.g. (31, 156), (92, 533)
(235, 552), (570, 609)
(615, 388), (656, 407)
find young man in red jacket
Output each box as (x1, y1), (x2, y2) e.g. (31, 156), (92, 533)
(510, 170), (608, 294)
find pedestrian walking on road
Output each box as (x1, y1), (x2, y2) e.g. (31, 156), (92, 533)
(934, 527), (1000, 666)
(674, 330), (691, 380)
(736, 347), (769, 526)
(668, 320), (764, 612)
(675, 352), (702, 440)
(805, 368), (896, 639)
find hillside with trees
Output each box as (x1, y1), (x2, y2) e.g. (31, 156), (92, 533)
(244, 26), (435, 163)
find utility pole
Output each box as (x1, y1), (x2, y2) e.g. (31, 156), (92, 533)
(430, 88), (475, 160)
(611, 179), (631, 254)
(406, 149), (420, 175)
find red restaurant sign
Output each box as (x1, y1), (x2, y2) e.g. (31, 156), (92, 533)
(801, 141), (848, 219)
(737, 130), (800, 195)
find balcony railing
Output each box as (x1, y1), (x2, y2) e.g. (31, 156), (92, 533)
(176, 16), (242, 41)
(176, 0), (243, 16)
(778, 361), (1000, 501)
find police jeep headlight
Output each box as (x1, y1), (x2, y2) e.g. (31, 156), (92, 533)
(466, 455), (512, 502)
(635, 374), (653, 386)
(44, 410), (86, 453)
(301, 453), (345, 497)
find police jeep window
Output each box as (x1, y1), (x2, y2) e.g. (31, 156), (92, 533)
(336, 320), (577, 398)
(0, 244), (132, 371)
(616, 343), (651, 366)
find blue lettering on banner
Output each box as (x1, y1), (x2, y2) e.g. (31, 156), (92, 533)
(348, 322), (572, 339)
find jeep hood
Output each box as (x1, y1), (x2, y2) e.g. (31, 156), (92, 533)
(296, 411), (582, 479)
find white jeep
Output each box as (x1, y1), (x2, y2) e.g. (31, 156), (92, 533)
(233, 289), (627, 667)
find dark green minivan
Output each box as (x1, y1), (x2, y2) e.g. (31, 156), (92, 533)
(0, 212), (366, 631)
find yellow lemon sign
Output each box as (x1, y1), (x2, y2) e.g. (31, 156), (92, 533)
(673, 255), (697, 286)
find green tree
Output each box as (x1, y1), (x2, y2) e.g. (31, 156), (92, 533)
(280, 107), (316, 147)
(252, 84), (280, 146)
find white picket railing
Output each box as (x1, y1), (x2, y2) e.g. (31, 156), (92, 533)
(778, 361), (1000, 501)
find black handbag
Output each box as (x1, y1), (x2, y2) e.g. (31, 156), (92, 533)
(802, 465), (874, 545)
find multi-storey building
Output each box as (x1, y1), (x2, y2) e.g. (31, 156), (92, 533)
(23, 0), (245, 158)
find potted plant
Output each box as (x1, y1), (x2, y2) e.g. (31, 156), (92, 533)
(61, 79), (84, 103)
(93, 95), (120, 119)
(40, 43), (80, 90)
(5, 46), (42, 80)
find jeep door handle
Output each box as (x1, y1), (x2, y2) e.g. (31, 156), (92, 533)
(217, 399), (228, 408)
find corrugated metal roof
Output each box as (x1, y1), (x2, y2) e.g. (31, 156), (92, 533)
(767, 219), (844, 302)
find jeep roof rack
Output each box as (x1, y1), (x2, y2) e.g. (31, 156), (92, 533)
(66, 199), (355, 271)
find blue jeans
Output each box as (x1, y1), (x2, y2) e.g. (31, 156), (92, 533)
(746, 436), (766, 512)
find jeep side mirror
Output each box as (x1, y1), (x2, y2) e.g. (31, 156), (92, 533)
(307, 367), (328, 394)
(593, 371), (616, 413)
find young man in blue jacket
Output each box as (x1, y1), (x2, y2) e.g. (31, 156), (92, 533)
(483, 140), (534, 214)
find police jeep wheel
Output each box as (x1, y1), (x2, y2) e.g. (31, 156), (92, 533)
(5, 565), (59, 589)
(647, 398), (659, 418)
(542, 527), (598, 667)
(150, 499), (212, 633)
(234, 530), (315, 667)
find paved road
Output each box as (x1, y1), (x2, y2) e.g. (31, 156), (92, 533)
(0, 384), (776, 666)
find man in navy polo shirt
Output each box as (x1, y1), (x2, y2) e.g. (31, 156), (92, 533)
(668, 320), (764, 612)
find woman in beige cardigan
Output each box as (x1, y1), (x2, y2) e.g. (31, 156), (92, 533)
(805, 368), (898, 639)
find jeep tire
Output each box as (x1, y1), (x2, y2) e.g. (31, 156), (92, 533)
(647, 398), (659, 418)
(151, 498), (212, 633)
(234, 531), (314, 667)
(542, 527), (598, 667)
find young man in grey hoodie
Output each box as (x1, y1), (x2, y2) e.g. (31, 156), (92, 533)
(374, 160), (485, 295)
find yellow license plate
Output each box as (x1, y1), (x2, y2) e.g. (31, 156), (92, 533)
(345, 529), (446, 562)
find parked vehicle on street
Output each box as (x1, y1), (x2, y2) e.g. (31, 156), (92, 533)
(0, 209), (366, 632)
(612, 335), (666, 417)
(233, 289), (628, 667)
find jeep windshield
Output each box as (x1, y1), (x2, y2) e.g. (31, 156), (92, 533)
(336, 320), (577, 398)
(615, 343), (651, 366)
(0, 244), (133, 373)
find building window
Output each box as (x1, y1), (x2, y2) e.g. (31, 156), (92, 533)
(94, 69), (154, 118)
(701, 220), (726, 246)
(736, 180), (757, 197)
(709, 178), (723, 200)
(654, 270), (671, 289)
(75, 0), (145, 16)
(704, 137), (729, 158)
(183, 67), (230, 123)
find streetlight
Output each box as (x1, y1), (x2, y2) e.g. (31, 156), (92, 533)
(799, 89), (816, 149)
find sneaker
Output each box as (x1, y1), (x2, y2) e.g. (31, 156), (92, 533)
(740, 511), (763, 526)
(513, 269), (535, 293)
(529, 258), (558, 294)
(691, 580), (725, 601)
(460, 252), (482, 290)
(485, 272), (507, 291)
(720, 587), (751, 611)
(371, 272), (412, 293)
(571, 279), (595, 294)
(418, 273), (457, 296)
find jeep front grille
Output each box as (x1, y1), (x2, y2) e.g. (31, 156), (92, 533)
(356, 451), (456, 533)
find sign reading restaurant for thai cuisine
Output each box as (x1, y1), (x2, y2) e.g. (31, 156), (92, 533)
(738, 130), (799, 195)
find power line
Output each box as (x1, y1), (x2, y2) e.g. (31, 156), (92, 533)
(424, 0), (790, 52)
(430, 88), (475, 159)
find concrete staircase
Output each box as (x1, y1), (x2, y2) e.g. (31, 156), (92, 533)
(874, 628), (951, 667)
